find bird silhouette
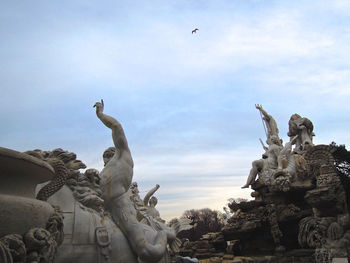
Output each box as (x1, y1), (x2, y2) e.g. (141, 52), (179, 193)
(192, 28), (199, 34)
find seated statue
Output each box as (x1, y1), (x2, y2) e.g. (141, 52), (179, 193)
(242, 135), (283, 188)
(242, 105), (313, 189)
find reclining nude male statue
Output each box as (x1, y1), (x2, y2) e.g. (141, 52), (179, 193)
(94, 99), (174, 263)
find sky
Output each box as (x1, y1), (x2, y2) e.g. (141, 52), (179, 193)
(1, 0), (350, 221)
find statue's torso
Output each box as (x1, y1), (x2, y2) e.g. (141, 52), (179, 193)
(100, 152), (133, 203)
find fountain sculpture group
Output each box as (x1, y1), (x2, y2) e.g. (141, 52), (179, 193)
(0, 100), (191, 263)
(0, 103), (349, 263)
(178, 106), (349, 263)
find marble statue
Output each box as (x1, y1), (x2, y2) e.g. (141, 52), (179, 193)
(143, 184), (166, 223)
(9, 101), (192, 263)
(94, 99), (184, 262)
(34, 147), (146, 263)
(242, 135), (283, 188)
(242, 106), (311, 190)
(128, 182), (191, 252)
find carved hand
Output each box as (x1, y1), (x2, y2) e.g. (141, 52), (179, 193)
(93, 99), (104, 114)
(255, 104), (262, 110)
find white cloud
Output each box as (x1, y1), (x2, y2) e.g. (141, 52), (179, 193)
(157, 184), (253, 222)
(133, 147), (260, 180)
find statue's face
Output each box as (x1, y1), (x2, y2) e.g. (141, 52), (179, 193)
(103, 156), (111, 166)
(270, 135), (280, 145)
(131, 182), (139, 194)
(149, 196), (158, 207)
(103, 148), (115, 166)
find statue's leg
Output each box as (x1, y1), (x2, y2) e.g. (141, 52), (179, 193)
(136, 229), (168, 263)
(277, 155), (285, 170)
(241, 160), (261, 188)
(109, 195), (168, 263)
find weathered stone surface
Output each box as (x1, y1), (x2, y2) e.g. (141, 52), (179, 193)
(0, 194), (54, 237)
(0, 147), (54, 198)
(220, 109), (349, 263)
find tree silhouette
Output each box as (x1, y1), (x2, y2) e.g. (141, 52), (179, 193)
(330, 142), (350, 208)
(174, 208), (224, 241)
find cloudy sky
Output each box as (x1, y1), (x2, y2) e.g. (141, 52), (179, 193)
(1, 0), (350, 221)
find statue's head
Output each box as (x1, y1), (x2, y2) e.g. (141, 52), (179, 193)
(149, 196), (158, 207)
(290, 113), (301, 121)
(130, 182), (139, 194)
(103, 147), (116, 166)
(270, 135), (281, 146)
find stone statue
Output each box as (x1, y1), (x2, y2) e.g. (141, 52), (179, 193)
(29, 134), (191, 263)
(288, 113), (314, 151)
(0, 102), (195, 263)
(35, 147), (156, 263)
(242, 106), (312, 189)
(242, 135), (283, 188)
(128, 182), (191, 253)
(143, 184), (165, 223)
(94, 99), (179, 262)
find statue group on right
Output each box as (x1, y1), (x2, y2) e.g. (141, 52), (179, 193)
(233, 105), (350, 263)
(242, 104), (315, 191)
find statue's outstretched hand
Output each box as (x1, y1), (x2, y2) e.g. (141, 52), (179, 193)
(255, 104), (262, 110)
(93, 99), (104, 114)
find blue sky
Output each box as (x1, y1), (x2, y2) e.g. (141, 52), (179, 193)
(1, 0), (350, 220)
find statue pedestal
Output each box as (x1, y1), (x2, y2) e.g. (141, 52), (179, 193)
(0, 147), (55, 237)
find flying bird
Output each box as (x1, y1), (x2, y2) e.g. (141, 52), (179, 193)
(192, 28), (199, 34)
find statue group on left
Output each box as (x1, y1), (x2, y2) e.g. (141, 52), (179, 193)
(0, 99), (192, 263)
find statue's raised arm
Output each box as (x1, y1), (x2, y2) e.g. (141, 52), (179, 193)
(143, 184), (160, 207)
(255, 104), (271, 121)
(94, 99), (131, 159)
(255, 104), (279, 144)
